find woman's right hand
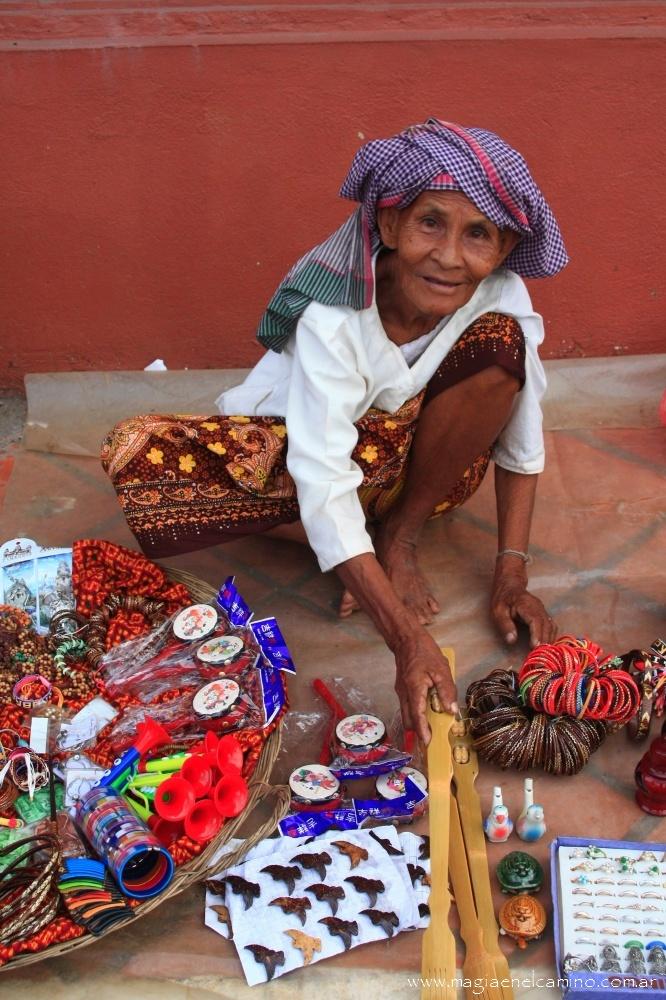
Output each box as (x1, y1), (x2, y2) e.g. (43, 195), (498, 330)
(392, 628), (458, 745)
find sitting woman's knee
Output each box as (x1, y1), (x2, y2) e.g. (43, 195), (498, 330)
(475, 364), (522, 394)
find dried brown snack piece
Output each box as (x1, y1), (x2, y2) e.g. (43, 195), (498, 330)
(210, 903), (233, 938)
(331, 840), (369, 869)
(205, 877), (226, 895)
(290, 851), (332, 881)
(245, 944), (285, 981)
(408, 863), (427, 886)
(344, 875), (385, 908)
(360, 908), (400, 939)
(221, 875), (261, 910)
(305, 882), (345, 915)
(284, 929), (322, 966)
(260, 864), (302, 895)
(368, 830), (402, 856)
(269, 896), (312, 927)
(318, 916), (359, 951)
(418, 835), (430, 860)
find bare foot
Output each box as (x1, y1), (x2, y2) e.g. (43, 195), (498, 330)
(338, 589), (361, 618)
(374, 523), (440, 624)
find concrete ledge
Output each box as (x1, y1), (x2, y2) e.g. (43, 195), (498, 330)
(23, 353), (665, 458)
(3, 2), (665, 51)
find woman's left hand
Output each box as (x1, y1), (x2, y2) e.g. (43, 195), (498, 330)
(490, 565), (558, 648)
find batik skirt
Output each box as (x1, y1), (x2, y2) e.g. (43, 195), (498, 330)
(102, 313), (525, 558)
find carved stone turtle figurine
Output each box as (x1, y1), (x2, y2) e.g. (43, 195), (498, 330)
(496, 851), (545, 894)
(499, 893), (547, 949)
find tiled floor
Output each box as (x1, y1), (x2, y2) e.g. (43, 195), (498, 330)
(0, 419), (664, 997)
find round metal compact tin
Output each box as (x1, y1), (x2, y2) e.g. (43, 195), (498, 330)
(335, 713), (386, 751)
(192, 678), (241, 720)
(376, 766), (428, 801)
(289, 764), (341, 805)
(173, 604), (218, 641)
(196, 634), (244, 665)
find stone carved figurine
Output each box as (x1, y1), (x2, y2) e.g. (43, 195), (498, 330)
(484, 786), (513, 843)
(516, 778), (546, 842)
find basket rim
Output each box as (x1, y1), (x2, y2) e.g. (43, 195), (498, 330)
(0, 564), (285, 972)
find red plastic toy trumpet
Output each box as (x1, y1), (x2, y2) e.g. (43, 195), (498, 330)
(147, 733), (248, 843)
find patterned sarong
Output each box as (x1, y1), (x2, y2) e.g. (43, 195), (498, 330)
(102, 313), (525, 558)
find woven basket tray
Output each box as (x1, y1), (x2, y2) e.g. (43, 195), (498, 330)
(1, 566), (291, 970)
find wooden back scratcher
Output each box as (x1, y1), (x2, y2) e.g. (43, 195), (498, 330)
(450, 793), (506, 1000)
(451, 719), (514, 1000)
(420, 648), (457, 1000)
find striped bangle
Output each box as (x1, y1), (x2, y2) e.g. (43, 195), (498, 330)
(497, 549), (532, 564)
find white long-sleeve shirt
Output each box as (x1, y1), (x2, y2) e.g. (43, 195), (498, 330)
(217, 266), (547, 573)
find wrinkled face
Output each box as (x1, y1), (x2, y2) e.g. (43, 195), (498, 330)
(377, 190), (519, 320)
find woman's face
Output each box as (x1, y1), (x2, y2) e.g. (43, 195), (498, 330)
(377, 190), (519, 321)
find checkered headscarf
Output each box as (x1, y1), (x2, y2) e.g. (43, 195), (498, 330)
(257, 118), (568, 351)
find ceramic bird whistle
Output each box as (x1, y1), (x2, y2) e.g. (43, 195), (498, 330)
(484, 786), (513, 843)
(516, 778), (546, 842)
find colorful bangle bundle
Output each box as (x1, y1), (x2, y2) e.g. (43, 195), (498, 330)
(518, 635), (640, 725)
(466, 669), (608, 774)
(85, 593), (166, 668)
(0, 834), (62, 946)
(622, 639), (666, 741)
(75, 786), (174, 899)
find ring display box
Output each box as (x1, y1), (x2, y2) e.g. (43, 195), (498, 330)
(551, 836), (666, 999)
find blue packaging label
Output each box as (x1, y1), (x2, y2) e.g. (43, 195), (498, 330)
(257, 662), (286, 727)
(279, 806), (359, 838)
(330, 752), (412, 780)
(278, 778), (426, 837)
(355, 776), (427, 821)
(251, 617), (296, 674)
(217, 576), (252, 627)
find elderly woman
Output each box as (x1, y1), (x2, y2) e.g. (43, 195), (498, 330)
(103, 118), (567, 742)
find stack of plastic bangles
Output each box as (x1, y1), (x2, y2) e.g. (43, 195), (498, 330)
(518, 635), (641, 725)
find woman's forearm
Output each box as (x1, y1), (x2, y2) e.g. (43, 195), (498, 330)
(335, 552), (419, 652)
(491, 466), (556, 646)
(494, 466), (538, 559)
(335, 552), (457, 742)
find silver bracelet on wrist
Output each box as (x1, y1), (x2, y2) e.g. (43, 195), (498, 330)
(496, 548), (532, 564)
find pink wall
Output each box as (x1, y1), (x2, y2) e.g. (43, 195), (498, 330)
(1, 3), (665, 388)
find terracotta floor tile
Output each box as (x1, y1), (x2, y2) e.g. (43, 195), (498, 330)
(0, 452), (133, 547)
(611, 522), (666, 607)
(529, 432), (665, 571)
(578, 428), (666, 474)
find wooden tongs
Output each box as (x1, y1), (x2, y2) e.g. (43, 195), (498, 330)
(450, 718), (514, 1000)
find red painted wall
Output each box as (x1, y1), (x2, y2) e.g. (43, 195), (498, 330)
(1, 3), (664, 388)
